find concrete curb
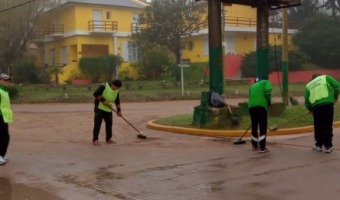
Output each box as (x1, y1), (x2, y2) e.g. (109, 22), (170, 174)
(147, 121), (340, 137)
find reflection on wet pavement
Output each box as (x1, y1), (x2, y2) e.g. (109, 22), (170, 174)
(58, 164), (140, 199)
(0, 177), (11, 199)
(0, 177), (61, 200)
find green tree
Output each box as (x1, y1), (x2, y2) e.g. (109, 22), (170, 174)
(0, 0), (59, 73)
(132, 0), (207, 79)
(292, 14), (340, 69)
(48, 66), (64, 85)
(12, 58), (37, 83)
(323, 0), (340, 20)
(134, 45), (174, 79)
(79, 57), (104, 82)
(79, 55), (123, 82)
(241, 52), (256, 78)
(288, 0), (321, 28)
(241, 46), (309, 78)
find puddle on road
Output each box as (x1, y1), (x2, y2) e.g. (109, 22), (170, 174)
(59, 164), (131, 188)
(0, 177), (61, 200)
(209, 180), (224, 192)
(58, 165), (140, 199)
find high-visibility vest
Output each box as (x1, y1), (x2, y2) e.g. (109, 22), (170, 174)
(98, 83), (119, 112)
(0, 88), (13, 123)
(306, 75), (329, 104)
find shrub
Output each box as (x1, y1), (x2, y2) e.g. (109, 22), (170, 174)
(79, 55), (123, 82)
(8, 85), (19, 99)
(12, 59), (38, 83)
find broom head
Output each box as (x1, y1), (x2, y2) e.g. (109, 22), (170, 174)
(137, 132), (147, 139)
(233, 139), (246, 145)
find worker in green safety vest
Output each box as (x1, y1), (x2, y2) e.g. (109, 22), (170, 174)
(92, 80), (122, 146)
(248, 77), (272, 153)
(304, 73), (339, 153)
(0, 73), (13, 165)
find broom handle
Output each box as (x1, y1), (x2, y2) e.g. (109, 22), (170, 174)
(277, 112), (310, 127)
(108, 105), (141, 134)
(224, 96), (234, 115)
(242, 124), (252, 137)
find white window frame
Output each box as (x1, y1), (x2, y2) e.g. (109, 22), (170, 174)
(128, 42), (138, 62)
(61, 46), (68, 66)
(121, 41), (139, 62)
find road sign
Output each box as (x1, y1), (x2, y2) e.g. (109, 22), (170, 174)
(178, 59), (191, 67)
(178, 64), (190, 67)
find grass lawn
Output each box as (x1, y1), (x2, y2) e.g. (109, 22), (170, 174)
(153, 104), (340, 130)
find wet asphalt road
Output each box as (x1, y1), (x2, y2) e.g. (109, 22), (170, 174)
(1, 100), (340, 200)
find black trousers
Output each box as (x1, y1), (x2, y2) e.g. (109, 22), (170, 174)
(249, 106), (267, 148)
(313, 103), (334, 148)
(0, 117), (10, 157)
(93, 108), (113, 142)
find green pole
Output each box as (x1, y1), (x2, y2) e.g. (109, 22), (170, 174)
(256, 49), (269, 78)
(256, 0), (269, 79)
(208, 0), (224, 94)
(282, 8), (289, 105)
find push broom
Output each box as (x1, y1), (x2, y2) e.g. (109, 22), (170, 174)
(233, 124), (252, 145)
(108, 105), (147, 139)
(269, 112), (310, 131)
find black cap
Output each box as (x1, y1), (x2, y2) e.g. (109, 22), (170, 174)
(111, 79), (122, 87)
(312, 73), (321, 80)
(255, 76), (266, 82)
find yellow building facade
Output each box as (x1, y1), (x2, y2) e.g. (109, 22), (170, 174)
(34, 0), (147, 83)
(182, 4), (296, 64)
(33, 1), (296, 83)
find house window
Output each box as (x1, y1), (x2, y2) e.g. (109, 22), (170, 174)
(50, 48), (56, 66)
(61, 46), (68, 66)
(187, 41), (194, 51)
(128, 42), (138, 62)
(106, 11), (111, 20)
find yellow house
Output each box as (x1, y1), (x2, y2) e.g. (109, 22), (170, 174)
(33, 1), (297, 83)
(33, 0), (147, 83)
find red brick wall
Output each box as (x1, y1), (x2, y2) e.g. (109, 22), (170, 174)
(224, 55), (242, 78)
(221, 55), (340, 84)
(268, 70), (340, 84)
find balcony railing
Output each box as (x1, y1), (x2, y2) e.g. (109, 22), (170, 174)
(44, 24), (64, 38)
(88, 20), (118, 33)
(199, 16), (298, 29)
(225, 16), (256, 27)
(133, 16), (296, 32)
(31, 30), (45, 42)
(131, 22), (149, 33)
(30, 24), (64, 41)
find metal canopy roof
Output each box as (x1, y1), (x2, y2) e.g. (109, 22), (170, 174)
(221, 0), (301, 10)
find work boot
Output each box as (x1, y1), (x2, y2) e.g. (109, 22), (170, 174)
(325, 147), (333, 153)
(259, 147), (269, 153)
(312, 146), (322, 152)
(252, 145), (259, 151)
(0, 156), (7, 165)
(106, 139), (116, 144)
(92, 140), (101, 146)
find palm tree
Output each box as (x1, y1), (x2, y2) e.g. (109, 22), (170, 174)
(48, 66), (64, 85)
